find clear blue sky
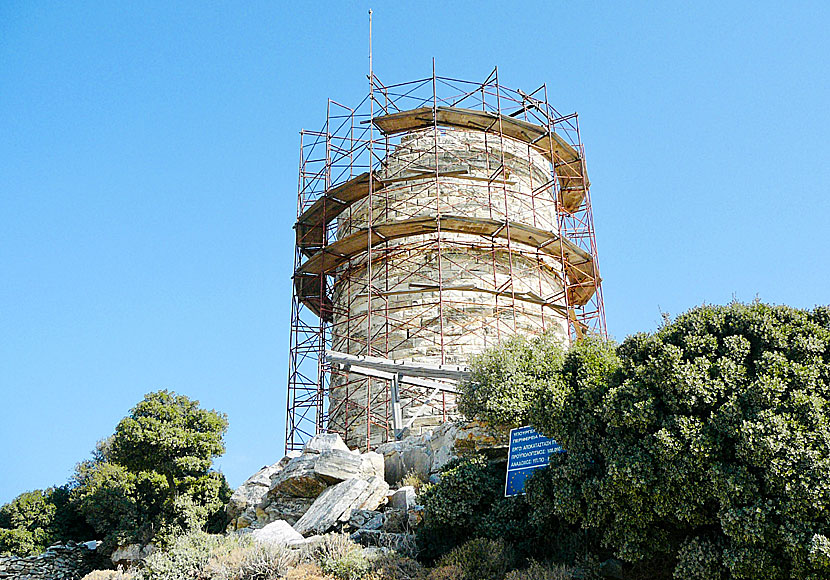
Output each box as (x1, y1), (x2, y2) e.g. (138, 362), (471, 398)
(2, 1), (829, 505)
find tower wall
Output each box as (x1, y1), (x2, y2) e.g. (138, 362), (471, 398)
(328, 127), (569, 447)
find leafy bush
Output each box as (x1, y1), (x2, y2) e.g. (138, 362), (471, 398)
(140, 531), (239, 580)
(314, 533), (371, 580)
(70, 391), (231, 552)
(503, 560), (574, 580)
(434, 538), (514, 580)
(459, 332), (566, 429)
(0, 486), (93, 556)
(518, 303), (830, 579)
(416, 455), (513, 560)
(0, 527), (38, 557)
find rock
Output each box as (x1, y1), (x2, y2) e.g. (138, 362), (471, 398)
(349, 509), (381, 529)
(269, 454), (328, 498)
(82, 541), (100, 551)
(262, 496), (316, 526)
(286, 534), (326, 549)
(294, 478), (369, 535)
(228, 456), (296, 520)
(390, 486), (416, 509)
(315, 449), (364, 483)
(251, 520), (305, 545)
(294, 475), (389, 536)
(360, 451), (385, 479)
(303, 432), (351, 454)
(401, 447), (431, 479)
(110, 543), (153, 566)
(380, 447), (405, 484)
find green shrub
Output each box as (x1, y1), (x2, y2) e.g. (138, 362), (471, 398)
(526, 303), (830, 579)
(434, 538), (514, 580)
(140, 531), (239, 580)
(313, 533), (371, 580)
(0, 486), (93, 556)
(459, 332), (566, 429)
(0, 527), (38, 557)
(503, 560), (574, 580)
(416, 455), (508, 560)
(70, 391), (231, 554)
(416, 452), (583, 564)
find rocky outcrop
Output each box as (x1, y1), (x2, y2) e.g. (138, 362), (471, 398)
(0, 541), (101, 580)
(110, 543), (154, 567)
(294, 476), (389, 535)
(228, 433), (390, 535)
(376, 420), (508, 484)
(227, 420), (504, 541)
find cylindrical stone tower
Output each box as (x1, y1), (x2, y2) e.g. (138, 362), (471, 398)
(328, 124), (569, 447)
(287, 75), (603, 453)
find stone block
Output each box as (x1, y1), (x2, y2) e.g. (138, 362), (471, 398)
(294, 478), (369, 536)
(315, 449), (363, 483)
(390, 486), (416, 510)
(251, 520), (304, 545)
(269, 455), (327, 498)
(303, 432), (351, 454)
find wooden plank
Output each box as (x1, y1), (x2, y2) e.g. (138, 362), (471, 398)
(372, 106), (587, 212)
(296, 172), (384, 253)
(296, 214), (598, 306)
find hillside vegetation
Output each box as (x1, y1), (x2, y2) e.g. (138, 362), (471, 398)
(4, 302), (830, 580)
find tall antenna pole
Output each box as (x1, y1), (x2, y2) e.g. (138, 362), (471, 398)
(365, 8), (375, 449)
(369, 9), (373, 83)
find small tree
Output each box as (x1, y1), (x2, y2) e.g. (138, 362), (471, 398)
(71, 390), (231, 550)
(0, 487), (93, 556)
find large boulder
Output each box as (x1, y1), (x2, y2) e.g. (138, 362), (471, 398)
(269, 454), (328, 498)
(376, 420), (507, 485)
(315, 449), (364, 483)
(251, 520), (305, 545)
(294, 476), (389, 536)
(303, 432), (351, 454)
(227, 452), (300, 522)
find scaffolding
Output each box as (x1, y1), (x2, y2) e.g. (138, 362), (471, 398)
(286, 67), (606, 452)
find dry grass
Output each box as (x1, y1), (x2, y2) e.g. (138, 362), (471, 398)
(399, 470), (427, 494)
(80, 571), (137, 580)
(283, 562), (333, 580)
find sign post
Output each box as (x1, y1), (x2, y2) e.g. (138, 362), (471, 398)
(504, 426), (564, 497)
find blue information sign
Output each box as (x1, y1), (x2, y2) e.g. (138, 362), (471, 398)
(504, 426), (564, 497)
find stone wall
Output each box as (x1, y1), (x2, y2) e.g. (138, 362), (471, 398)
(329, 127), (569, 447)
(0, 541), (101, 580)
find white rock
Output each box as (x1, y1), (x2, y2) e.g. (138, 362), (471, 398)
(315, 449), (363, 482)
(360, 452), (385, 479)
(251, 520), (304, 545)
(269, 454), (327, 497)
(303, 433), (351, 454)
